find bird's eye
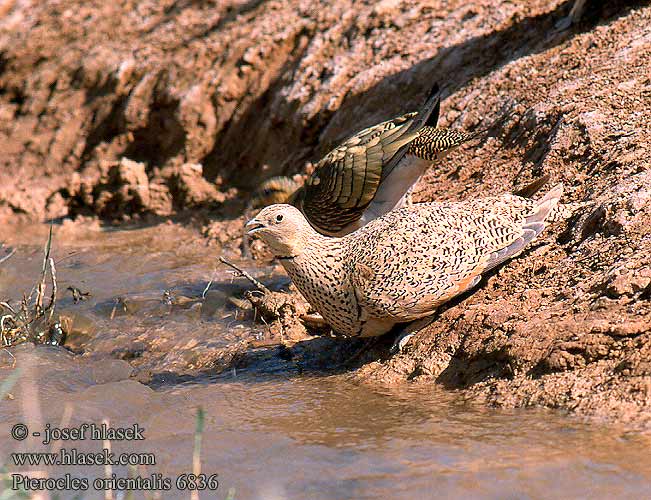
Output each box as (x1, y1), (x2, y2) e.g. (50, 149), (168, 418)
(275, 214), (284, 222)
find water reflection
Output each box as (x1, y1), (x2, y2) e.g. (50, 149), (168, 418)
(0, 223), (650, 499)
(2, 350), (650, 500)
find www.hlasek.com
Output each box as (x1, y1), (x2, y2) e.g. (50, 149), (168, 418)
(8, 422), (219, 493)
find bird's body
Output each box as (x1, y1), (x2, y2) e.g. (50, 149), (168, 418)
(247, 185), (563, 338)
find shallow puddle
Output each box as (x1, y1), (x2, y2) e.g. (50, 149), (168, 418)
(1, 223), (650, 499)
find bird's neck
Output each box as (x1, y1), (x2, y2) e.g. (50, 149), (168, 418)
(282, 229), (340, 260)
(278, 233), (354, 335)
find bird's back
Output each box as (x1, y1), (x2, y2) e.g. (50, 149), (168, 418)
(350, 193), (539, 262)
(346, 186), (562, 330)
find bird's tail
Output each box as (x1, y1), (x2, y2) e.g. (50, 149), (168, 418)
(513, 174), (551, 198)
(483, 184), (563, 272)
(408, 96), (518, 163)
(526, 183), (564, 227)
(517, 183), (564, 245)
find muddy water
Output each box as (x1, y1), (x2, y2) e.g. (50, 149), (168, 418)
(1, 222), (650, 499)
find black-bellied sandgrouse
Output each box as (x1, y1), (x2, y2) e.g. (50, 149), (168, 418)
(252, 83), (482, 236)
(248, 176), (303, 210)
(246, 185), (563, 344)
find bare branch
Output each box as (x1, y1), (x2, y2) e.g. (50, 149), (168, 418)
(47, 257), (58, 324)
(218, 256), (270, 294)
(0, 248), (15, 265)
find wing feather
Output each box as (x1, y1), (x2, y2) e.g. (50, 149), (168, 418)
(297, 84), (442, 234)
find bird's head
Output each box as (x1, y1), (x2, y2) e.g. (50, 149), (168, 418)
(246, 204), (313, 258)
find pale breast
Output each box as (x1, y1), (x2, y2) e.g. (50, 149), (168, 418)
(280, 249), (361, 337)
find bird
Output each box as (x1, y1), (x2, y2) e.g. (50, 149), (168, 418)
(247, 176), (303, 210)
(246, 184), (563, 347)
(250, 82), (483, 235)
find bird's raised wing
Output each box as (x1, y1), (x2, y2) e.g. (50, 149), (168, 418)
(293, 83), (441, 235)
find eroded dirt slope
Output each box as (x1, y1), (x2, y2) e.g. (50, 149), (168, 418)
(1, 0), (650, 427)
(0, 0), (619, 218)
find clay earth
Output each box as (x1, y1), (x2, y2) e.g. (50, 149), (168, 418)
(1, 0), (650, 429)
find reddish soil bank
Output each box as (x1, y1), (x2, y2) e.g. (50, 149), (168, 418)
(1, 0), (650, 427)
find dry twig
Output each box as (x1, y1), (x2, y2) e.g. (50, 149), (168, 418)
(0, 248), (15, 265)
(219, 256), (270, 294)
(1, 226), (61, 347)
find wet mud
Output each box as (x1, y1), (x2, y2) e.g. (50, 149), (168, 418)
(2, 224), (651, 498)
(0, 0), (650, 480)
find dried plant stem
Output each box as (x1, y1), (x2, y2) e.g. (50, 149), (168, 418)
(191, 407), (205, 500)
(34, 226), (54, 315)
(219, 256), (270, 294)
(202, 268), (217, 299)
(103, 418), (113, 500)
(1, 225), (61, 347)
(0, 248), (15, 265)
(46, 257), (57, 324)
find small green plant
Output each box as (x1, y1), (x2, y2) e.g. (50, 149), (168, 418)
(0, 465), (30, 499)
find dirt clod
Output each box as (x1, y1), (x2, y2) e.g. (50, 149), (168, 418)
(1, 0), (651, 428)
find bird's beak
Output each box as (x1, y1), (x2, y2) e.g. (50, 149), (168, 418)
(245, 218), (265, 235)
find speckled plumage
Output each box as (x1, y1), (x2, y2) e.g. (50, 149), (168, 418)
(406, 125), (475, 161)
(247, 184), (563, 338)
